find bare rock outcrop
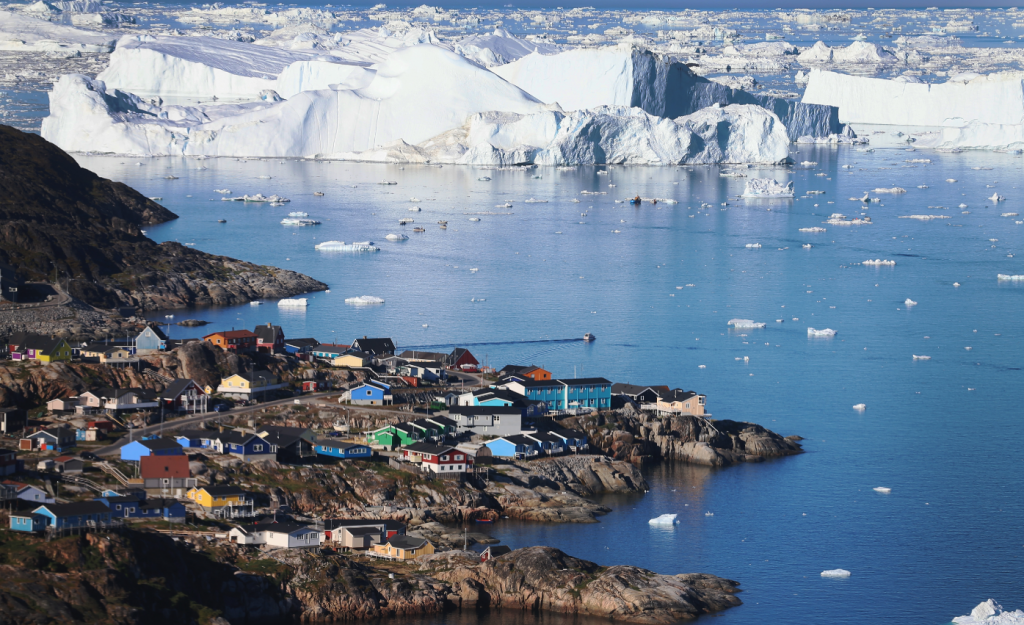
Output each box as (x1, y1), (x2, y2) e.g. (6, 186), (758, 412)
(426, 547), (741, 623)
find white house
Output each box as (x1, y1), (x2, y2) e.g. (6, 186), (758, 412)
(228, 522), (323, 549)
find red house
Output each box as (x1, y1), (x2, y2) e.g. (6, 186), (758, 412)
(203, 330), (257, 353)
(447, 348), (479, 371)
(253, 323), (285, 353)
(401, 443), (473, 474)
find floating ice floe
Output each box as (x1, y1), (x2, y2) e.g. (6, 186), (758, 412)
(913, 355), (931, 360)
(385, 233), (409, 241)
(808, 327), (837, 337)
(728, 319), (766, 329)
(873, 187), (907, 194)
(278, 298), (307, 307)
(820, 569), (851, 578)
(899, 214), (950, 220)
(953, 599), (1024, 624)
(799, 227), (827, 233)
(345, 295), (385, 305)
(315, 241), (380, 252)
(802, 244), (812, 248)
(853, 404), (866, 411)
(1001, 213), (1019, 217)
(997, 274), (1024, 281)
(742, 178), (795, 198)
(873, 487), (892, 493)
(904, 298), (918, 306)
(409, 206), (421, 212)
(214, 188), (231, 194)
(990, 193), (1005, 202)
(862, 259), (896, 266)
(524, 198), (548, 203)
(223, 194), (290, 203)
(745, 243), (762, 248)
(648, 514), (678, 525)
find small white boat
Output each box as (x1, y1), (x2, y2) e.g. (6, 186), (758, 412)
(314, 191), (325, 196)
(278, 298), (308, 307)
(250, 301), (262, 306)
(315, 241), (380, 252)
(281, 218), (320, 226)
(583, 333), (595, 342)
(469, 217), (480, 222)
(379, 180), (397, 185)
(399, 218), (415, 225)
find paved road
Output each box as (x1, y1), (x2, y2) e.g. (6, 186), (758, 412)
(94, 391), (340, 456)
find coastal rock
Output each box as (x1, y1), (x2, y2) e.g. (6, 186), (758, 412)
(565, 413), (802, 467)
(426, 547), (741, 623)
(0, 124), (326, 311)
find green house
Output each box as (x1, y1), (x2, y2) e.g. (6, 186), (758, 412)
(367, 423), (419, 448)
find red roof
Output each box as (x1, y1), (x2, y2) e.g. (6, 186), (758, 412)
(140, 454), (190, 479)
(54, 455), (74, 462)
(203, 330), (257, 340)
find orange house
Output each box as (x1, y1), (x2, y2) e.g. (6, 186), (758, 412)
(203, 330), (257, 353)
(521, 366), (551, 381)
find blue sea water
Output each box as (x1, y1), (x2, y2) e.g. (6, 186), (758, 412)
(73, 145), (1024, 624)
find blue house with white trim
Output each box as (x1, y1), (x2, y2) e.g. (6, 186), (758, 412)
(9, 513), (46, 533)
(174, 429), (215, 449)
(120, 437), (184, 462)
(484, 435), (541, 459)
(214, 431), (275, 462)
(315, 441), (372, 459)
(95, 495), (186, 520)
(135, 325), (168, 353)
(346, 381), (392, 406)
(501, 378), (612, 411)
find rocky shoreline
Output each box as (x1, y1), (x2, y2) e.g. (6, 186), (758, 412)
(0, 531), (740, 624)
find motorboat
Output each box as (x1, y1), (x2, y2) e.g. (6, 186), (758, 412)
(583, 333), (595, 342)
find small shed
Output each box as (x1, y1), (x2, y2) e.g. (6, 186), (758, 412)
(480, 545), (512, 562)
(54, 456), (84, 474)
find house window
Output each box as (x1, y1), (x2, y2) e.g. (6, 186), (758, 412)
(254, 444), (264, 452)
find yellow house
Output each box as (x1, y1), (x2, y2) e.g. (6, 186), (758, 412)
(99, 346), (133, 363)
(22, 337), (72, 363)
(187, 485), (248, 510)
(371, 536), (434, 560)
(656, 390), (706, 416)
(332, 353), (370, 368)
(214, 370), (285, 398)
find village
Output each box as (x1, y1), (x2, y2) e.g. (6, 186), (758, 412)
(0, 320), (712, 561)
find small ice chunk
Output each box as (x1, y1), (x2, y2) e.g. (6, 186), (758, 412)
(863, 259), (896, 266)
(648, 514), (678, 525)
(990, 193), (1005, 202)
(913, 355), (931, 360)
(728, 319), (766, 329)
(742, 178), (795, 198)
(808, 327), (837, 337)
(904, 298), (918, 306)
(799, 227), (827, 233)
(745, 243), (762, 248)
(952, 599), (1024, 624)
(821, 569), (851, 578)
(873, 487), (891, 493)
(873, 187), (907, 194)
(853, 403), (866, 411)
(345, 295), (385, 305)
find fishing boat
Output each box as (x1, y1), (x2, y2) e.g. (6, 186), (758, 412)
(315, 241), (380, 252)
(475, 518), (494, 524)
(583, 333), (596, 342)
(281, 218), (321, 226)
(399, 218), (414, 225)
(314, 191), (325, 196)
(413, 227), (425, 232)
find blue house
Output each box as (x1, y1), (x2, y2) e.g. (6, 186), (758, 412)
(284, 338), (320, 358)
(174, 429), (215, 449)
(31, 501), (113, 531)
(347, 381), (392, 406)
(502, 378), (612, 411)
(214, 431), (275, 462)
(135, 325), (169, 353)
(9, 513), (46, 533)
(484, 434), (541, 459)
(315, 441), (372, 459)
(550, 428), (589, 451)
(96, 495), (185, 520)
(120, 437), (184, 462)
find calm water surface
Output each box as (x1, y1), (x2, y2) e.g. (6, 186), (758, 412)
(74, 145), (1024, 624)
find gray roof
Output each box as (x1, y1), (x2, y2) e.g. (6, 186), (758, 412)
(386, 535), (429, 550)
(37, 501), (111, 517)
(160, 379), (200, 400)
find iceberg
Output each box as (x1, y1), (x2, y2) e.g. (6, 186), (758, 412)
(803, 70), (1024, 128)
(798, 41), (897, 65)
(728, 319), (766, 328)
(743, 178), (794, 198)
(452, 27), (561, 67)
(0, 12), (116, 53)
(853, 404), (866, 411)
(385, 233), (409, 241)
(278, 298), (308, 307)
(315, 241), (380, 252)
(345, 295), (385, 305)
(873, 187), (906, 194)
(904, 298), (918, 306)
(493, 46), (846, 140)
(799, 227), (826, 233)
(997, 274), (1024, 281)
(807, 327), (837, 337)
(873, 487), (892, 493)
(953, 600), (1024, 624)
(648, 514), (678, 525)
(913, 355), (931, 360)
(820, 569), (851, 578)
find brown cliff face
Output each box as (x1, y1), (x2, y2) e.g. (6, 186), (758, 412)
(0, 124), (326, 310)
(425, 547), (741, 623)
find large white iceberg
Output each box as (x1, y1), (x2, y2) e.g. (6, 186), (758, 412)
(820, 569), (851, 578)
(649, 514), (678, 525)
(808, 327), (837, 337)
(452, 27), (561, 67)
(953, 600), (1024, 624)
(743, 178), (795, 198)
(41, 45), (548, 157)
(728, 319), (766, 328)
(798, 41), (897, 65)
(0, 11), (116, 52)
(494, 46), (846, 140)
(802, 70), (1024, 127)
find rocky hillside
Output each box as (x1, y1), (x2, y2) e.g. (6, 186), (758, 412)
(0, 124), (326, 310)
(0, 530), (740, 624)
(564, 408), (803, 467)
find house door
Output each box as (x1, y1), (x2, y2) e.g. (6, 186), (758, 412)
(124, 509), (131, 518)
